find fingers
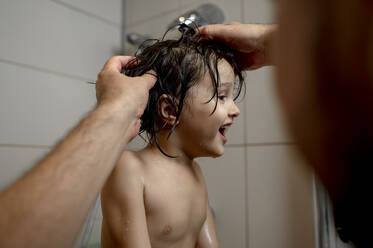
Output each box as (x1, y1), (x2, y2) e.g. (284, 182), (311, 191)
(198, 23), (241, 40)
(102, 56), (135, 73)
(198, 24), (223, 40)
(126, 58), (141, 68)
(138, 70), (157, 89)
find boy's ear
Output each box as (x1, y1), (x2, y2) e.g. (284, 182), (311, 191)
(157, 94), (179, 126)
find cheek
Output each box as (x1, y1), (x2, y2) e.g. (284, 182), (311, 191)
(180, 101), (221, 133)
(184, 95), (215, 118)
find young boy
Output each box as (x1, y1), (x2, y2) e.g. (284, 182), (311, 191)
(100, 25), (245, 248)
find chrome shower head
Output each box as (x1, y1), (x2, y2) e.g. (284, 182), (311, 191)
(167, 3), (225, 29)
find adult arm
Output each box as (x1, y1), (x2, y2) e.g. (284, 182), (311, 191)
(0, 56), (156, 248)
(198, 23), (277, 70)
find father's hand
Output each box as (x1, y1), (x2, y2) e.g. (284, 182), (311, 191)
(95, 56), (156, 140)
(198, 23), (276, 70)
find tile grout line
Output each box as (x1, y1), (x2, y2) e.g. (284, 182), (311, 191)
(49, 0), (123, 29)
(241, 0), (249, 243)
(0, 58), (94, 82)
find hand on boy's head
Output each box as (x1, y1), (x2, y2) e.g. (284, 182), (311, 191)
(198, 23), (275, 70)
(96, 56), (157, 117)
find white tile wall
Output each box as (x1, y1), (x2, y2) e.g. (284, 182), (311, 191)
(126, 10), (181, 39)
(124, 8), (181, 56)
(180, 0), (203, 9)
(0, 0), (121, 81)
(126, 0), (179, 26)
(54, 0), (123, 26)
(0, 147), (50, 191)
(244, 67), (292, 144)
(0, 62), (96, 146)
(244, 0), (275, 24)
(210, 0), (242, 23)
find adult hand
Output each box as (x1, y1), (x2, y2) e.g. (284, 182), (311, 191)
(95, 56), (157, 140)
(198, 23), (276, 70)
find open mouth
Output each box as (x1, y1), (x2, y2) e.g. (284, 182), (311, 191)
(219, 125), (230, 144)
(219, 127), (226, 137)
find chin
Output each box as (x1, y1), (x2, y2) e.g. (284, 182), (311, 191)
(209, 147), (225, 158)
(196, 147), (224, 158)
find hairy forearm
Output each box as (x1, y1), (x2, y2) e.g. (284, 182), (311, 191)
(0, 104), (131, 248)
(242, 23), (277, 69)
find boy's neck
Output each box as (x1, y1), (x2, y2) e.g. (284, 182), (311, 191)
(147, 129), (195, 167)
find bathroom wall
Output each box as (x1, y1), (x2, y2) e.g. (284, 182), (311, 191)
(0, 0), (122, 247)
(125, 0), (316, 247)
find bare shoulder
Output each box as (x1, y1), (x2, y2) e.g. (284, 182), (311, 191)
(102, 150), (146, 200)
(115, 150), (145, 175)
(101, 149), (152, 248)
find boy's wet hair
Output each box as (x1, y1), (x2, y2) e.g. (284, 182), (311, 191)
(124, 24), (245, 157)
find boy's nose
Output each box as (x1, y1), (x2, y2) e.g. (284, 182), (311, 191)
(229, 102), (240, 119)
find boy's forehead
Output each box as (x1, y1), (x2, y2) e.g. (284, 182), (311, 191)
(218, 59), (235, 78)
(200, 60), (235, 88)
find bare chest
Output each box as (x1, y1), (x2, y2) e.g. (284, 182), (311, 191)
(143, 165), (208, 244)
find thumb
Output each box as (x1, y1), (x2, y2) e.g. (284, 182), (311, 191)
(138, 70), (157, 89)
